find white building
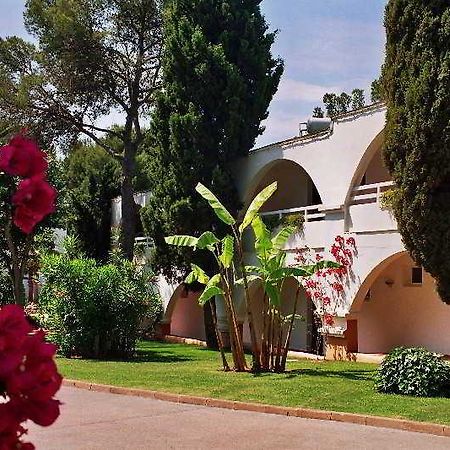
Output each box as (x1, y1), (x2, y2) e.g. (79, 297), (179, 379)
(114, 103), (450, 359)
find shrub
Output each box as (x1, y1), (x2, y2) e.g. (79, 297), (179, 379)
(38, 254), (162, 359)
(375, 347), (450, 397)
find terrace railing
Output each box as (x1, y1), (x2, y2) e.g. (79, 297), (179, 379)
(350, 180), (395, 206)
(260, 204), (325, 223)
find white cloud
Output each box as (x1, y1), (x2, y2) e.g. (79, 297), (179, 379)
(274, 78), (341, 103)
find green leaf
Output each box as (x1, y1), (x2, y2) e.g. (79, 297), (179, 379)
(244, 265), (263, 274)
(197, 274), (223, 305)
(186, 264), (210, 285)
(185, 271), (196, 284)
(271, 226), (296, 251)
(198, 286), (223, 306)
(316, 260), (341, 269)
(251, 215), (270, 242)
(197, 231), (220, 251)
(219, 235), (234, 268)
(165, 235), (198, 247)
(239, 182), (277, 233)
(208, 273), (222, 287)
(251, 216), (272, 257)
(195, 183), (235, 225)
(271, 267), (312, 280)
(235, 274), (262, 285)
(301, 260), (341, 275)
(264, 281), (280, 307)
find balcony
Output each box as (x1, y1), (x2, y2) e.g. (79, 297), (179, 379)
(347, 181), (397, 233)
(259, 204), (327, 249)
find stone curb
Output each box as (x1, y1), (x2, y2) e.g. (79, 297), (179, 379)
(63, 379), (449, 438)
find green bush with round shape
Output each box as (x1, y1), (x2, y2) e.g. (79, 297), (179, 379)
(38, 254), (162, 359)
(375, 347), (450, 397)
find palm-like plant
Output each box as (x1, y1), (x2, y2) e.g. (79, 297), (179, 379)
(166, 181), (338, 372)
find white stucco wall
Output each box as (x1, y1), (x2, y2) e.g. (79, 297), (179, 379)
(234, 104), (387, 208)
(355, 253), (450, 355)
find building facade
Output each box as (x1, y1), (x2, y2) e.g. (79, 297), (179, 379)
(114, 103), (450, 358)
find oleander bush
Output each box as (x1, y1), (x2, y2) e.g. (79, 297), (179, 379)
(38, 254), (162, 359)
(375, 347), (450, 397)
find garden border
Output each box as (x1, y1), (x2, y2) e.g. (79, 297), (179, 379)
(63, 379), (450, 438)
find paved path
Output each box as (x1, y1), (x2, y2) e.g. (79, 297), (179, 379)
(29, 387), (450, 449)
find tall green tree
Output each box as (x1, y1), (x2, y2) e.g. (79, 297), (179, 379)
(351, 88), (366, 110)
(0, 0), (162, 260)
(65, 144), (121, 261)
(371, 77), (383, 103)
(383, 0), (450, 302)
(142, 0), (283, 279)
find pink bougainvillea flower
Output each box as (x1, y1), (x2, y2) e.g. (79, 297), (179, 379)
(7, 331), (62, 404)
(0, 305), (31, 378)
(0, 135), (47, 178)
(12, 176), (57, 234)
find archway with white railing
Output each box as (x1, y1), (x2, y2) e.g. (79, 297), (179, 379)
(242, 159), (324, 225)
(345, 130), (396, 234)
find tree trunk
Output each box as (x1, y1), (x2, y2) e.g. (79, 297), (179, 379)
(280, 287), (301, 372)
(261, 294), (270, 370)
(5, 220), (26, 305)
(120, 141), (137, 261)
(209, 300), (230, 371)
(234, 233), (261, 371)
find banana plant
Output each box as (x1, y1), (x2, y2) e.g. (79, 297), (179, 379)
(165, 181), (279, 372)
(241, 215), (339, 371)
(165, 231), (244, 371)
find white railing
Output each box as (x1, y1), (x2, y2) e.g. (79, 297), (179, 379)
(350, 181), (395, 205)
(260, 204), (325, 223)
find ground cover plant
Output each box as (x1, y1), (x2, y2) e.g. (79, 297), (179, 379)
(376, 347), (450, 397)
(57, 341), (450, 425)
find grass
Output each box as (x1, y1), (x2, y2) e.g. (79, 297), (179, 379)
(57, 341), (450, 425)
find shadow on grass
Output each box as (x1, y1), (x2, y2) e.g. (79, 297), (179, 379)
(74, 348), (195, 364)
(132, 348), (194, 363)
(251, 368), (374, 382)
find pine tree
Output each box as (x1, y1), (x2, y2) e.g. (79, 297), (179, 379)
(383, 0), (450, 302)
(142, 0), (283, 279)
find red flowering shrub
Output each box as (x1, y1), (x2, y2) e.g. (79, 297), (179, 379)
(12, 177), (57, 234)
(0, 135), (61, 447)
(0, 136), (48, 179)
(0, 134), (56, 234)
(0, 305), (62, 449)
(295, 235), (357, 331)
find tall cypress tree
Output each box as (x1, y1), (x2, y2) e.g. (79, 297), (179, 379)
(142, 0), (283, 278)
(383, 0), (450, 302)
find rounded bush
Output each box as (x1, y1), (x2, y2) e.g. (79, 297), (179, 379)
(375, 347), (450, 397)
(38, 254), (162, 359)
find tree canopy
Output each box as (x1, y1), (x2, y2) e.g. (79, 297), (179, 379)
(383, 0), (450, 302)
(0, 0), (162, 259)
(65, 144), (121, 262)
(141, 0), (283, 279)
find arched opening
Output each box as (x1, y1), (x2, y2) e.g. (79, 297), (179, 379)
(346, 131), (393, 205)
(164, 285), (206, 341)
(359, 146), (392, 186)
(352, 253), (450, 355)
(245, 160), (322, 213)
(346, 131), (396, 233)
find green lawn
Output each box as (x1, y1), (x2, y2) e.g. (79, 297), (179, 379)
(57, 341), (450, 425)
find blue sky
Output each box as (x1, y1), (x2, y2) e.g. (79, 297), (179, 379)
(0, 0), (387, 147)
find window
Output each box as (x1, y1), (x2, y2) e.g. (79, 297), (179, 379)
(411, 267), (423, 285)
